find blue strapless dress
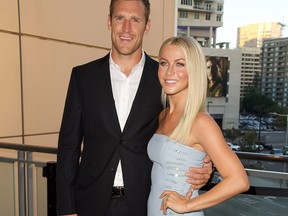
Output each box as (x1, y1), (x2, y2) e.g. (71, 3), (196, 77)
(147, 134), (207, 216)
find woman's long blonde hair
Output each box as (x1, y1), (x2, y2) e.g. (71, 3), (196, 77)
(159, 36), (207, 144)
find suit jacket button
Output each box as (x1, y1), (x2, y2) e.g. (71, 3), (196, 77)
(110, 168), (115, 173)
(120, 139), (126, 145)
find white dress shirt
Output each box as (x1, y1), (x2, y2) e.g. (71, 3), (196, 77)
(109, 51), (145, 186)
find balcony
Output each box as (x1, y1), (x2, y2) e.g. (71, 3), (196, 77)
(178, 0), (216, 13)
(0, 142), (287, 216)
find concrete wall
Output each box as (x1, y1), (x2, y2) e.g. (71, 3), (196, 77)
(203, 47), (242, 129)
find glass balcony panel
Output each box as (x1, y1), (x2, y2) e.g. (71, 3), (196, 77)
(0, 161), (16, 216)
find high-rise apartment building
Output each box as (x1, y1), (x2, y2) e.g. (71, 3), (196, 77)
(177, 0), (224, 47)
(240, 47), (262, 98)
(261, 37), (288, 107)
(237, 22), (281, 48)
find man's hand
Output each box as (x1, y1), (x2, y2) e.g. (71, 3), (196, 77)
(185, 155), (213, 190)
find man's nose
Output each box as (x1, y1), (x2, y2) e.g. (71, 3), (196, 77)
(123, 20), (132, 32)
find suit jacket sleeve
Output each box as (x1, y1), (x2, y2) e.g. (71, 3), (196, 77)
(56, 68), (83, 214)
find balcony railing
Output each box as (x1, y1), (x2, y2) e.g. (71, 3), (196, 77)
(0, 142), (287, 216)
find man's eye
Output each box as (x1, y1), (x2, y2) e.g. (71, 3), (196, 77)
(131, 18), (140, 23)
(115, 16), (124, 21)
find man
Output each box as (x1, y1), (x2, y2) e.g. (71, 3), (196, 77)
(56, 1), (212, 215)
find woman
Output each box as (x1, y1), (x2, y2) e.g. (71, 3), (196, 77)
(147, 36), (249, 215)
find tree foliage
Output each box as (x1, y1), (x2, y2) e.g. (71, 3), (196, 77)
(241, 87), (276, 115)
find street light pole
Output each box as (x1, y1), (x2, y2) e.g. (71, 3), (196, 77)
(285, 115), (288, 146)
(207, 101), (213, 112)
(270, 112), (288, 147)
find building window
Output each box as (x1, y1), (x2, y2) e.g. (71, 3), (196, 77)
(179, 10), (188, 18)
(206, 3), (212, 11)
(217, 14), (222, 22)
(206, 13), (211, 21)
(217, 3), (223, 11)
(181, 0), (193, 6)
(194, 12), (199, 19)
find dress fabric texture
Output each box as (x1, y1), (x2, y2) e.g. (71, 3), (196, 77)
(147, 134), (207, 216)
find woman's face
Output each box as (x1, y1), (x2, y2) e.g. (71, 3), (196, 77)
(158, 44), (188, 97)
(206, 60), (213, 82)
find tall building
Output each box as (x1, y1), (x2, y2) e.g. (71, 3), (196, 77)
(240, 47), (262, 98)
(177, 0), (241, 129)
(261, 37), (288, 107)
(237, 22), (281, 48)
(177, 0), (224, 48)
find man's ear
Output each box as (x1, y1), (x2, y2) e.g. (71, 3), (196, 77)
(107, 15), (111, 31)
(144, 19), (151, 35)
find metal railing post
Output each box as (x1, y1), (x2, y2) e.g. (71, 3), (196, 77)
(27, 151), (34, 216)
(17, 150), (26, 216)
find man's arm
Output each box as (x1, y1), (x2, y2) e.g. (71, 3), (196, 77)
(185, 155), (213, 190)
(56, 69), (82, 215)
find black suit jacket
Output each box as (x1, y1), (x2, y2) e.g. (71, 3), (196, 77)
(56, 53), (163, 216)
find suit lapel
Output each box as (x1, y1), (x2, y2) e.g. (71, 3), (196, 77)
(122, 54), (159, 134)
(97, 54), (122, 136)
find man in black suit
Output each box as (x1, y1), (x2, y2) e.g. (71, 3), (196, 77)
(56, 1), (212, 215)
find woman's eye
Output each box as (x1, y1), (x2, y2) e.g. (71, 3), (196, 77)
(176, 62), (184, 67)
(159, 61), (167, 66)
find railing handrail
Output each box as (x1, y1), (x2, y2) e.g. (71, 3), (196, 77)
(1, 142), (287, 175)
(0, 142), (57, 154)
(1, 142), (288, 161)
(236, 151), (288, 162)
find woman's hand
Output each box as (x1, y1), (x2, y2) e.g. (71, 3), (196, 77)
(160, 190), (193, 215)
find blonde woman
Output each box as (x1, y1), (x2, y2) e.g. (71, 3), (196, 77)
(147, 36), (249, 216)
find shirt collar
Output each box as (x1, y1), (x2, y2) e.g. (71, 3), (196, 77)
(109, 50), (146, 76)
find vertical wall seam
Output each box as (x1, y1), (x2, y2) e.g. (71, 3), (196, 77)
(17, 1), (27, 216)
(17, 0), (25, 145)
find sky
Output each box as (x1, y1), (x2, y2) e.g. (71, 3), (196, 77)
(217, 0), (288, 48)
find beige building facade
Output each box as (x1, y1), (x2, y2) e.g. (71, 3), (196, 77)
(203, 47), (242, 130)
(177, 0), (224, 47)
(240, 47), (262, 98)
(237, 22), (281, 48)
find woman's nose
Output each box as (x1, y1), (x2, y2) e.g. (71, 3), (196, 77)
(165, 66), (175, 76)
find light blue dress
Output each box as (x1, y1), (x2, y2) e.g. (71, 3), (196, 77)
(147, 134), (207, 216)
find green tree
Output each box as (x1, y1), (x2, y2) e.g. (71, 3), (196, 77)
(241, 87), (276, 114)
(223, 128), (241, 143)
(239, 130), (259, 152)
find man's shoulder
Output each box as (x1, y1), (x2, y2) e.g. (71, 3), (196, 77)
(144, 53), (159, 71)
